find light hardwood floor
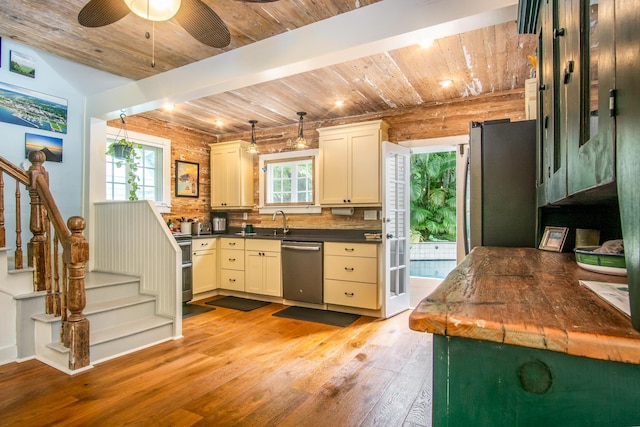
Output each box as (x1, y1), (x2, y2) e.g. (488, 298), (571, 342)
(0, 302), (434, 427)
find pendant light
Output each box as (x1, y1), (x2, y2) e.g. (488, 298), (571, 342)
(295, 112), (307, 149)
(247, 120), (259, 154)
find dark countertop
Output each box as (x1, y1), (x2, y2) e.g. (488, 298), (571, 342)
(188, 228), (382, 244)
(409, 246), (639, 364)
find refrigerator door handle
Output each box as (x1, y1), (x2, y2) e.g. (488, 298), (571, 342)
(462, 153), (470, 256)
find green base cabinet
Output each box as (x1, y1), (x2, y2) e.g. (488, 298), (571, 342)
(432, 335), (640, 426)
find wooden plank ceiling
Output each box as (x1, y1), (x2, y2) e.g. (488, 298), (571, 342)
(0, 0), (537, 136)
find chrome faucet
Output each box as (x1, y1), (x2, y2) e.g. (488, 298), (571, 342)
(272, 209), (289, 235)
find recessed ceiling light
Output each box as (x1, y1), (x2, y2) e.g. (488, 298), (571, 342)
(215, 120), (224, 127)
(419, 39), (434, 48)
(164, 103), (174, 111)
(439, 79), (453, 88)
(335, 100), (344, 107)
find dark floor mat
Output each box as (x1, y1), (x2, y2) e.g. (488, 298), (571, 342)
(205, 296), (271, 311)
(182, 303), (215, 319)
(272, 306), (360, 327)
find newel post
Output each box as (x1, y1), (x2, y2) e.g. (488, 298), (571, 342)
(64, 216), (90, 370)
(27, 151), (49, 292)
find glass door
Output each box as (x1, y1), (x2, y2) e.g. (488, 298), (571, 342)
(383, 142), (410, 317)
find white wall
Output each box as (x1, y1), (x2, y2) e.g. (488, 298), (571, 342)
(0, 39), (127, 243)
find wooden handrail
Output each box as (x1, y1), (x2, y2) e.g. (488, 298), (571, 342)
(0, 156), (29, 185)
(0, 151), (90, 370)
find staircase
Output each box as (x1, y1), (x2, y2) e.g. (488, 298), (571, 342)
(2, 247), (174, 373)
(33, 272), (174, 373)
(1, 153), (180, 374)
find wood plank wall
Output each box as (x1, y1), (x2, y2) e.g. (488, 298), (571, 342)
(111, 89), (527, 231)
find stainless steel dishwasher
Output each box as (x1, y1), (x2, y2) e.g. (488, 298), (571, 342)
(281, 241), (323, 304)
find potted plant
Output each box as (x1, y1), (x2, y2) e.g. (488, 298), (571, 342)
(106, 137), (141, 200)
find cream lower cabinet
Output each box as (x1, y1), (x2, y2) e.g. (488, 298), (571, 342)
(219, 238), (245, 291)
(245, 239), (282, 297)
(192, 238), (217, 294)
(323, 242), (379, 309)
(318, 120), (389, 206)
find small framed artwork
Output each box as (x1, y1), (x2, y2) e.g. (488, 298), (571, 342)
(25, 133), (63, 162)
(10, 50), (36, 78)
(175, 160), (199, 198)
(539, 226), (569, 252)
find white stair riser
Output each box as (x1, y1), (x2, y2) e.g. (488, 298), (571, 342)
(90, 323), (174, 364)
(87, 300), (158, 332)
(85, 281), (141, 301)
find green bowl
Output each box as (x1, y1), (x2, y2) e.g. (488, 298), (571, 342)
(574, 246), (627, 276)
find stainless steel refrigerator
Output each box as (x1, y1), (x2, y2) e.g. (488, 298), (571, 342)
(464, 119), (537, 254)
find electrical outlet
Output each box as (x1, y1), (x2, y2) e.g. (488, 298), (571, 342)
(364, 210), (377, 220)
(243, 212), (248, 220)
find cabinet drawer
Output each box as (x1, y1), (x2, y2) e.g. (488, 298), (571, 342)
(324, 242), (377, 258)
(221, 249), (244, 270)
(193, 238), (216, 251)
(245, 239), (280, 253)
(220, 238), (245, 250)
(324, 255), (377, 283)
(220, 269), (244, 291)
(324, 279), (378, 309)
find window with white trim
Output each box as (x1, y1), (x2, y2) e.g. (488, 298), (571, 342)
(105, 127), (171, 212)
(258, 149), (321, 214)
(265, 156), (314, 205)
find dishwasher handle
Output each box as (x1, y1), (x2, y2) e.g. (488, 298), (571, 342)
(282, 244), (322, 251)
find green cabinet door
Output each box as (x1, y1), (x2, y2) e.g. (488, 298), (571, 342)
(567, 0), (616, 196)
(432, 335), (640, 426)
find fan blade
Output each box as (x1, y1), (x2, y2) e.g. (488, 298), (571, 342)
(78, 0), (131, 27)
(175, 0), (231, 48)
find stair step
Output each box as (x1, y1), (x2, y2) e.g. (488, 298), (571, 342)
(90, 316), (174, 364)
(85, 294), (158, 331)
(85, 272), (141, 300)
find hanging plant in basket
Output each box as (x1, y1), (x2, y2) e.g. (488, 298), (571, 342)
(105, 113), (142, 200)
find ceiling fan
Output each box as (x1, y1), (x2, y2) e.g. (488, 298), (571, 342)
(78, 0), (279, 49)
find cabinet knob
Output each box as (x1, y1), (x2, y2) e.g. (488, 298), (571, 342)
(553, 27), (566, 38)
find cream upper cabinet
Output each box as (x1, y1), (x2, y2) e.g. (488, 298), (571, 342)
(245, 239), (281, 297)
(209, 140), (254, 209)
(318, 120), (389, 206)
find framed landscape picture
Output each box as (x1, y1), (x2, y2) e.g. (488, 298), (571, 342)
(175, 160), (199, 198)
(9, 50), (36, 78)
(0, 82), (67, 133)
(25, 133), (63, 163)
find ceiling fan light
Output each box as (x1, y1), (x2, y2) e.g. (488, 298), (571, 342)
(125, 0), (181, 22)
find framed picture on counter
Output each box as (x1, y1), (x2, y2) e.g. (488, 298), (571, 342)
(175, 160), (199, 198)
(539, 226), (568, 252)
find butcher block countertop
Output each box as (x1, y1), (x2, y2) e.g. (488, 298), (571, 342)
(409, 246), (640, 365)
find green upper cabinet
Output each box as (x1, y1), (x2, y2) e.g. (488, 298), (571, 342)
(567, 0), (616, 196)
(532, 0), (617, 206)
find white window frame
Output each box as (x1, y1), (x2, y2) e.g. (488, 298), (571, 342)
(258, 149), (321, 215)
(106, 126), (171, 213)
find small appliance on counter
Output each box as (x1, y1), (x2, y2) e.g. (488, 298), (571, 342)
(211, 211), (228, 234)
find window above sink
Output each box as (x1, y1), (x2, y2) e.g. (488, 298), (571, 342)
(258, 149), (321, 215)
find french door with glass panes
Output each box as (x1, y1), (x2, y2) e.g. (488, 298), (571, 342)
(383, 142), (410, 317)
